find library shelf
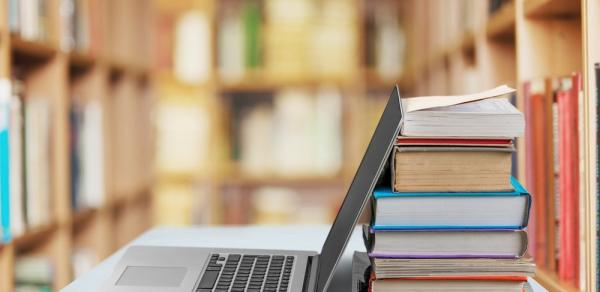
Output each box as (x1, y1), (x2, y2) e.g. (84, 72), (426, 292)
(0, 0), (154, 290)
(218, 75), (359, 93)
(486, 1), (516, 40)
(364, 68), (412, 91)
(13, 222), (59, 251)
(405, 0), (595, 291)
(221, 175), (347, 188)
(524, 0), (581, 18)
(68, 51), (96, 73)
(10, 35), (57, 63)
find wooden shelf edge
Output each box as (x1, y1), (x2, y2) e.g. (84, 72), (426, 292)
(10, 34), (57, 61)
(364, 68), (411, 91)
(68, 51), (96, 72)
(534, 268), (579, 292)
(217, 71), (359, 92)
(12, 222), (59, 251)
(486, 1), (516, 41)
(524, 0), (581, 18)
(221, 175), (347, 187)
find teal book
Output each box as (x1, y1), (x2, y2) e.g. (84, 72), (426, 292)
(0, 92), (11, 243)
(372, 177), (531, 230)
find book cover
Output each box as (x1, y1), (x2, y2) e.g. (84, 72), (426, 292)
(557, 73), (581, 285)
(365, 228), (529, 259)
(0, 80), (11, 243)
(524, 80), (547, 266)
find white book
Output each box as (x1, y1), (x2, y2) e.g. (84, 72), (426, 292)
(312, 86), (342, 176)
(9, 94), (25, 236)
(218, 3), (245, 81)
(174, 11), (211, 84)
(401, 85), (524, 138)
(25, 97), (51, 228)
(273, 89), (314, 176)
(79, 101), (104, 208)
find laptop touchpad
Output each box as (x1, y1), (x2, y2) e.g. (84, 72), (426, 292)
(116, 266), (187, 287)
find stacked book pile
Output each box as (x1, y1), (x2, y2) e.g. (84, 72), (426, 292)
(361, 86), (536, 291)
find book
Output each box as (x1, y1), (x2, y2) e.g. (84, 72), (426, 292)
(595, 63), (600, 292)
(391, 146), (514, 192)
(24, 96), (52, 228)
(15, 255), (53, 287)
(243, 0), (261, 69)
(70, 101), (105, 210)
(372, 177), (530, 230)
(557, 73), (581, 285)
(10, 0), (49, 42)
(370, 278), (527, 292)
(217, 0), (245, 80)
(370, 258), (535, 279)
(9, 81), (25, 237)
(365, 227), (528, 259)
(174, 11), (211, 84)
(0, 80), (11, 243)
(400, 85), (524, 138)
(524, 80), (549, 267)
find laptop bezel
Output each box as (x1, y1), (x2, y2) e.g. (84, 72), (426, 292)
(315, 85), (404, 292)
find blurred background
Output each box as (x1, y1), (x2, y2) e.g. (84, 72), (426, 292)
(1, 0), (594, 291)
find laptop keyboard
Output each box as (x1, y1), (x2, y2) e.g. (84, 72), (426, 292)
(196, 253), (295, 292)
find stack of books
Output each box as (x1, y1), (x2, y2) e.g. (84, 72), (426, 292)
(361, 86), (536, 291)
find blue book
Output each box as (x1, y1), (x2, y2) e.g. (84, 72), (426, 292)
(0, 92), (11, 243)
(371, 177), (531, 230)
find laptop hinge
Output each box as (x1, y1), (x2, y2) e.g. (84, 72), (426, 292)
(303, 255), (319, 292)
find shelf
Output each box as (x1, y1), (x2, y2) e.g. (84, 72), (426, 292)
(408, 31), (479, 83)
(364, 68), (410, 92)
(534, 269), (578, 292)
(13, 222), (58, 251)
(221, 175), (347, 188)
(486, 1), (516, 41)
(10, 35), (57, 64)
(524, 0), (580, 18)
(218, 72), (357, 92)
(68, 51), (96, 74)
(107, 58), (149, 80)
(72, 207), (98, 228)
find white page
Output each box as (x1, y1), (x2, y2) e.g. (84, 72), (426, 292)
(402, 85), (516, 113)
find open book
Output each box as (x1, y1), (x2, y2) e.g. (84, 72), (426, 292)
(400, 85), (524, 138)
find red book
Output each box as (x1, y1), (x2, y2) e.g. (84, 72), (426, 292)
(369, 273), (528, 292)
(557, 73), (581, 286)
(395, 137), (513, 147)
(524, 81), (548, 266)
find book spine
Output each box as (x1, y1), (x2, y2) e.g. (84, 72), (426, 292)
(0, 90), (11, 243)
(557, 73), (581, 286)
(544, 77), (557, 270)
(594, 63), (600, 287)
(524, 81), (549, 265)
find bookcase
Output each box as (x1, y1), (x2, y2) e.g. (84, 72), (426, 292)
(153, 0), (598, 291)
(387, 0), (596, 291)
(0, 0), (154, 290)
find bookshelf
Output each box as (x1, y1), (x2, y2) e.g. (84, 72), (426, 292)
(389, 0), (595, 291)
(152, 0), (597, 291)
(0, 0), (154, 290)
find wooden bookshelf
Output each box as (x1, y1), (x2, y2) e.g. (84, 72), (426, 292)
(0, 0), (154, 290)
(399, 0), (596, 291)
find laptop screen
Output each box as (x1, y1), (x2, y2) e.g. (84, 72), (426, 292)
(316, 86), (403, 292)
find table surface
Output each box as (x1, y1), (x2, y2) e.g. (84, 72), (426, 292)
(62, 225), (547, 292)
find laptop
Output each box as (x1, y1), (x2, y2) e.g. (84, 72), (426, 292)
(102, 85), (404, 292)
